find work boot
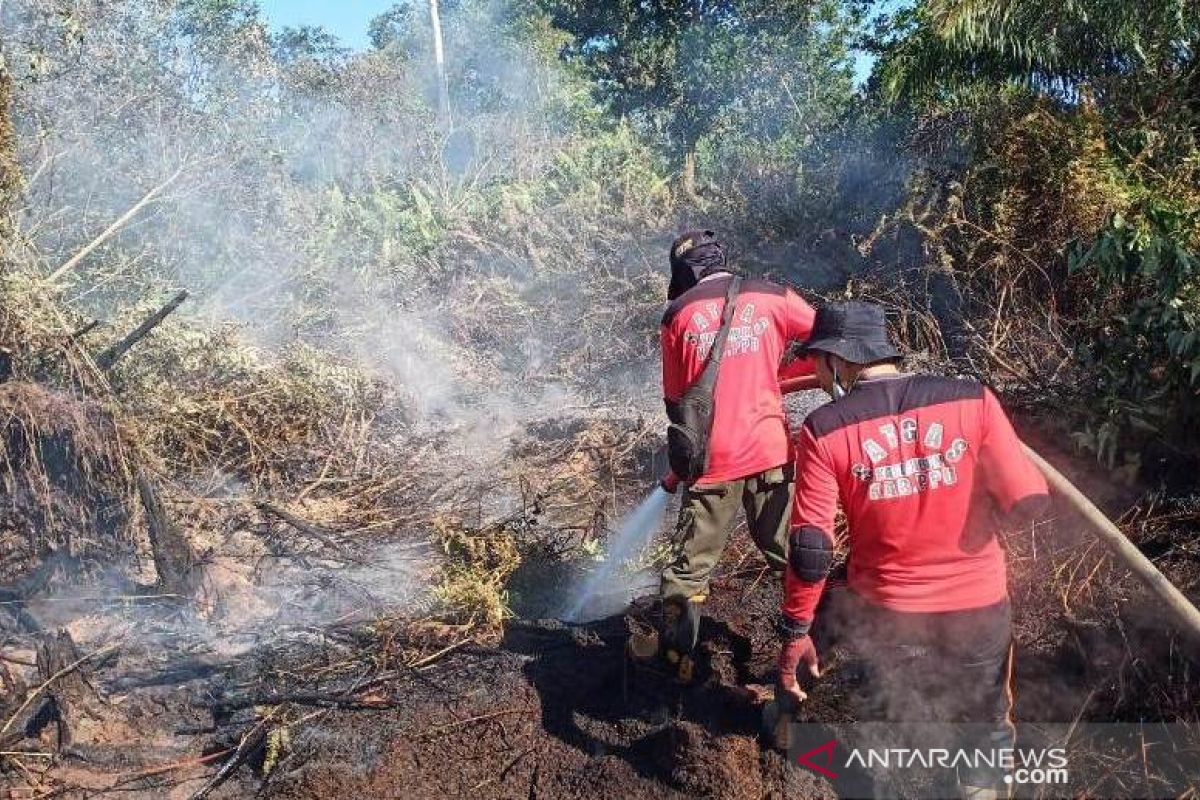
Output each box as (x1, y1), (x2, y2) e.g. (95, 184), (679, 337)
(660, 595), (704, 683)
(762, 685), (798, 752)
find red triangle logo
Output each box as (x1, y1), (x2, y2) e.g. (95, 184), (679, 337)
(796, 739), (839, 779)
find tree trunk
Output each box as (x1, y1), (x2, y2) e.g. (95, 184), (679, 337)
(429, 0), (451, 130)
(681, 147), (697, 197)
(137, 473), (196, 595)
(31, 631), (100, 751)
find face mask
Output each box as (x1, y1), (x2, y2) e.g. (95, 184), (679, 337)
(829, 358), (848, 401)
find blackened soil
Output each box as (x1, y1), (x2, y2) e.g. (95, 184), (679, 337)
(262, 559), (835, 800)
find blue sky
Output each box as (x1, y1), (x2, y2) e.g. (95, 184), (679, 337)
(257, 1), (878, 82)
(257, 0), (399, 51)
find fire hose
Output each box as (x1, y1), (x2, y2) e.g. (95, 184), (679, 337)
(1021, 446), (1200, 655)
(779, 376), (1200, 655)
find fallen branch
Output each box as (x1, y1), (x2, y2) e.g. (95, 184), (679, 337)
(189, 719), (269, 800)
(470, 744), (538, 791)
(256, 501), (350, 555)
(96, 289), (188, 370)
(67, 320), (100, 340)
(416, 708), (531, 739)
(102, 746), (235, 791)
(408, 638), (471, 669)
(215, 694), (402, 712)
(48, 166), (184, 282)
(1025, 445), (1200, 657)
(210, 642), (470, 713)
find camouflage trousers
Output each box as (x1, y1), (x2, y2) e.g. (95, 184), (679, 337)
(660, 465), (793, 603)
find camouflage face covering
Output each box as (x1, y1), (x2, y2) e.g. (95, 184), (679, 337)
(668, 229), (727, 300)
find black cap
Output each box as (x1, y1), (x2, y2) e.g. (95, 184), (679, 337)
(800, 301), (902, 364)
(668, 229), (727, 300)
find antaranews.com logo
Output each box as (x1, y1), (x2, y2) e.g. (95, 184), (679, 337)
(793, 737), (1068, 787)
(786, 723), (1200, 799)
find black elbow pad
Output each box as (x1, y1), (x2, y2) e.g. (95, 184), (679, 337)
(788, 525), (832, 583)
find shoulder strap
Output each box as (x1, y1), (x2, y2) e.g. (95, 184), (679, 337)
(691, 276), (742, 391)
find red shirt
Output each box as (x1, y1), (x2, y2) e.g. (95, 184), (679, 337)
(661, 274), (816, 484)
(782, 374), (1048, 622)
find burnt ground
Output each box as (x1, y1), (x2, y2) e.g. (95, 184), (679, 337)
(244, 438), (1200, 800)
(244, 541), (1197, 800)
(4, 428), (1199, 799)
(258, 560), (836, 800)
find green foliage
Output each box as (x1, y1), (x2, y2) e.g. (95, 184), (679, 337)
(525, 0), (865, 181)
(866, 0), (1200, 471)
(368, 3), (419, 53)
(1069, 206), (1200, 463)
(7, 0), (1199, 477)
(878, 0), (1200, 105)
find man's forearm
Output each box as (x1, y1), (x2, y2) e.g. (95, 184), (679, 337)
(780, 573), (825, 639)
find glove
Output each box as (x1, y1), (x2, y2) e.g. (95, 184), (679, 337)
(659, 471), (681, 494)
(777, 635), (821, 705)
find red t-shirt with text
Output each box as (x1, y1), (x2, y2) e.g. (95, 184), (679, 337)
(782, 375), (1048, 622)
(661, 275), (816, 484)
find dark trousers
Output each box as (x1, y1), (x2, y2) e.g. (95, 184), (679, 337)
(832, 595), (1016, 788)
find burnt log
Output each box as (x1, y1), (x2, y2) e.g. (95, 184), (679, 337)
(0, 636), (114, 751)
(95, 289), (187, 371)
(68, 320), (100, 341)
(137, 473), (196, 595)
(188, 721), (269, 800)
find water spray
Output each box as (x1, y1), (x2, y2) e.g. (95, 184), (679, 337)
(564, 486), (671, 622)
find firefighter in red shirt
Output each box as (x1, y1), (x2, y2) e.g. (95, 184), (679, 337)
(658, 230), (817, 679)
(776, 301), (1048, 798)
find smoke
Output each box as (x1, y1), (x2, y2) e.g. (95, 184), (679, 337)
(3, 0), (662, 441)
(0, 0), (672, 667)
(0, 0), (899, 644)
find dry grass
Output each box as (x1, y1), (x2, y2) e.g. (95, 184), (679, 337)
(0, 250), (666, 642)
(0, 381), (139, 582)
(0, 264), (439, 607)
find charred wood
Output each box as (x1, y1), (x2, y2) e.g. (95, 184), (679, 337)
(95, 289), (187, 371)
(31, 631), (92, 750)
(137, 472), (196, 596)
(68, 319), (100, 341)
(256, 501), (350, 556)
(188, 720), (269, 800)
